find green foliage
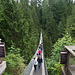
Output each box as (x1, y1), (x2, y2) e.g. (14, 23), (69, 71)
(0, 0), (4, 21)
(69, 57), (75, 65)
(42, 0), (69, 44)
(3, 53), (25, 75)
(43, 31), (53, 57)
(46, 58), (63, 75)
(42, 0), (73, 57)
(4, 72), (12, 75)
(8, 46), (20, 54)
(0, 0), (74, 75)
(0, 0), (40, 74)
(0, 0), (40, 63)
(65, 4), (75, 41)
(46, 34), (73, 75)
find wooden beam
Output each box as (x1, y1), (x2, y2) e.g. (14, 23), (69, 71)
(65, 46), (75, 56)
(61, 67), (66, 75)
(0, 61), (6, 75)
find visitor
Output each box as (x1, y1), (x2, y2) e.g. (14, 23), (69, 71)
(37, 55), (42, 69)
(36, 53), (39, 57)
(41, 44), (43, 51)
(38, 49), (41, 55)
(33, 57), (37, 70)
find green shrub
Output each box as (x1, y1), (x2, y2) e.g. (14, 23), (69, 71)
(46, 34), (74, 75)
(3, 53), (25, 75)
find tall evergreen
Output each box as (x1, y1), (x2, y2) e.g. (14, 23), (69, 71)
(66, 3), (75, 41)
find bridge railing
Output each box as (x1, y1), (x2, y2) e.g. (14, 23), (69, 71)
(42, 33), (48, 75)
(43, 50), (48, 75)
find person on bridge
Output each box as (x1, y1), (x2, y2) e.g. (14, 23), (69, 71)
(39, 44), (43, 51)
(33, 57), (38, 70)
(40, 43), (43, 51)
(36, 53), (39, 57)
(37, 55), (42, 69)
(39, 45), (41, 49)
(38, 49), (41, 55)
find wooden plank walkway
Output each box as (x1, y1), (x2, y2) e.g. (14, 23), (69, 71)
(69, 65), (75, 75)
(33, 65), (42, 75)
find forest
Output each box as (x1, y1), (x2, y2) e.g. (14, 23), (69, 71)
(0, 0), (75, 75)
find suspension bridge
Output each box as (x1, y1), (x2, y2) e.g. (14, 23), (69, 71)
(0, 29), (75, 75)
(22, 30), (48, 75)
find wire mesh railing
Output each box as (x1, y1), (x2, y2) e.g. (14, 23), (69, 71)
(43, 50), (48, 75)
(42, 33), (48, 75)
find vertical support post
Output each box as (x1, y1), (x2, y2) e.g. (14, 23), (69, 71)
(64, 50), (70, 74)
(0, 58), (2, 64)
(0, 38), (2, 64)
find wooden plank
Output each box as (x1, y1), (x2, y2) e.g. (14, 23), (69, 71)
(61, 67), (66, 75)
(65, 46), (75, 50)
(65, 46), (75, 56)
(68, 65), (75, 75)
(0, 61), (6, 74)
(0, 58), (2, 64)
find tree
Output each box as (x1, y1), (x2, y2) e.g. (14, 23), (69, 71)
(65, 4), (75, 41)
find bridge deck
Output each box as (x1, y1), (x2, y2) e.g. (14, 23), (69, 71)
(30, 52), (45, 75)
(33, 65), (42, 75)
(69, 65), (75, 75)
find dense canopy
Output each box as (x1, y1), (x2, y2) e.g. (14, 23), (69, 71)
(0, 0), (75, 75)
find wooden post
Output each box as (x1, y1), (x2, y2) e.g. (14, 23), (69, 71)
(0, 38), (6, 75)
(64, 50), (70, 74)
(0, 58), (3, 64)
(65, 50), (69, 67)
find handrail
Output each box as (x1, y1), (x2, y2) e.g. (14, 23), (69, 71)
(65, 46), (75, 56)
(43, 50), (48, 75)
(42, 33), (48, 75)
(61, 46), (75, 75)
